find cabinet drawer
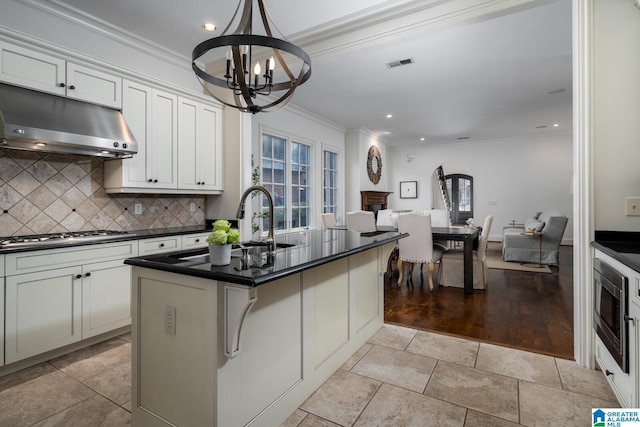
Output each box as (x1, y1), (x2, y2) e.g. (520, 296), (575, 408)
(139, 236), (181, 255)
(5, 240), (138, 276)
(182, 233), (209, 249)
(595, 335), (631, 406)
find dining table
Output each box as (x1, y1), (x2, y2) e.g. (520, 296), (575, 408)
(363, 225), (480, 294)
(432, 227), (479, 294)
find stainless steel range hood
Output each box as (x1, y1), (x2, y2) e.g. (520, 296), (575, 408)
(0, 83), (137, 158)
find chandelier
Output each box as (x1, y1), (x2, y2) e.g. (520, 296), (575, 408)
(192, 0), (312, 114)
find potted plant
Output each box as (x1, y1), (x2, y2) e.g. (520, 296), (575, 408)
(206, 220), (240, 266)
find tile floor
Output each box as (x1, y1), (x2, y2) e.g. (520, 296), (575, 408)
(0, 324), (619, 426)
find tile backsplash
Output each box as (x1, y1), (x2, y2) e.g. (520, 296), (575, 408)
(0, 149), (206, 237)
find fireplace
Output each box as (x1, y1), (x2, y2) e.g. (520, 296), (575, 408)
(360, 191), (392, 218)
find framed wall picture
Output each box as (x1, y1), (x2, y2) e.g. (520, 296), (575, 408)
(400, 181), (417, 199)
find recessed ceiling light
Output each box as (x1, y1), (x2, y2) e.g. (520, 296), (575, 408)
(35, 142), (46, 147)
(386, 114), (393, 119)
(420, 137), (425, 142)
(202, 23), (216, 32)
(553, 123), (560, 127)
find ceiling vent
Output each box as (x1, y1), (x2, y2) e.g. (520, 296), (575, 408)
(386, 58), (415, 69)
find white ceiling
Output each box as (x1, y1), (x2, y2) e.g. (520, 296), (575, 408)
(50, 0), (572, 147)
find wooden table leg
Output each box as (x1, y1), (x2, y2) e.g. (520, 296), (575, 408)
(463, 235), (473, 294)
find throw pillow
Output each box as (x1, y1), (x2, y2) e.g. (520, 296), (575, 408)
(524, 218), (545, 232)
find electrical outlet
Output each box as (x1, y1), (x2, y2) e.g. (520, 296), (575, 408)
(190, 202), (196, 212)
(134, 202), (142, 215)
(165, 305), (176, 335)
(625, 197), (640, 216)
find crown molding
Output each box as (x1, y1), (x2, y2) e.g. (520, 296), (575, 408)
(17, 0), (194, 69)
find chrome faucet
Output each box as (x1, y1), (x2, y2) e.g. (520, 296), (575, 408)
(236, 185), (276, 256)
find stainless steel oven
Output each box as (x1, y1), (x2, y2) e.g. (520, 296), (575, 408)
(594, 258), (630, 373)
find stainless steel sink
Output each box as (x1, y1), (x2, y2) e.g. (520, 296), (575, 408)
(231, 242), (296, 257)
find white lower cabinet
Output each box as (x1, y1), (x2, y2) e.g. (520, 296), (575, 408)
(138, 235), (182, 256)
(82, 259), (132, 338)
(5, 266), (82, 364)
(4, 241), (137, 364)
(181, 232), (210, 250)
(1, 254), (5, 367)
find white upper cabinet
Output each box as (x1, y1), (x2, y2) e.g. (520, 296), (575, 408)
(105, 80), (178, 191)
(177, 96), (223, 191)
(0, 41), (121, 109)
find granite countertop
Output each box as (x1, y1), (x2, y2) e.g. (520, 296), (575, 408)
(592, 231), (640, 273)
(124, 229), (406, 287)
(0, 225), (210, 255)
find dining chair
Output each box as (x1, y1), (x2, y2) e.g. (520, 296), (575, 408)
(439, 215), (494, 289)
(396, 212), (444, 291)
(320, 213), (337, 229)
(346, 211), (376, 232)
(375, 209), (395, 230)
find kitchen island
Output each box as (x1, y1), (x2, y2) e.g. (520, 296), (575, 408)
(125, 229), (404, 427)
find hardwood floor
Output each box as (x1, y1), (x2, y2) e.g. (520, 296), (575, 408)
(384, 244), (574, 360)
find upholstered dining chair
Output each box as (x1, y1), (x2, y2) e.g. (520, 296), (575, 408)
(320, 213), (337, 229)
(346, 211), (376, 233)
(396, 212), (444, 291)
(439, 215), (494, 289)
(375, 209), (395, 230)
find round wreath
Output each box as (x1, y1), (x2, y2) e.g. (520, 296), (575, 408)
(367, 145), (382, 184)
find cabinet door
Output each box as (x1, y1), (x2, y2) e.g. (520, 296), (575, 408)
(0, 41), (65, 95)
(66, 62), (122, 108)
(118, 80), (152, 188)
(177, 98), (222, 191)
(82, 260), (131, 338)
(198, 103), (222, 191)
(5, 266), (82, 364)
(0, 278), (4, 367)
(177, 97), (199, 190)
(151, 89), (178, 188)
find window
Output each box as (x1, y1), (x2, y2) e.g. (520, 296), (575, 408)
(261, 132), (311, 232)
(323, 150), (338, 215)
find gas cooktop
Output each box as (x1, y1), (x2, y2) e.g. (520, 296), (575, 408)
(0, 230), (136, 249)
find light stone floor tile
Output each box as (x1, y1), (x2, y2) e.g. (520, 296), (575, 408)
(406, 330), (480, 367)
(425, 361), (520, 423)
(351, 344), (437, 392)
(475, 343), (562, 388)
(300, 369), (381, 427)
(32, 394), (131, 426)
(0, 363), (95, 426)
(354, 383), (467, 427)
(464, 410), (522, 426)
(555, 357), (618, 401)
(298, 413), (342, 426)
(368, 323), (417, 350)
(519, 380), (619, 427)
(83, 362), (132, 405)
(342, 343), (373, 371)
(281, 409), (309, 427)
(49, 338), (131, 382)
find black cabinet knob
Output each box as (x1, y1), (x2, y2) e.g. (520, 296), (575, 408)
(69, 85), (75, 90)
(59, 83), (66, 88)
(85, 272), (91, 277)
(195, 239), (200, 243)
(606, 370), (614, 376)
(147, 179), (152, 183)
(159, 243), (165, 248)
(75, 274), (82, 279)
(154, 179), (158, 183)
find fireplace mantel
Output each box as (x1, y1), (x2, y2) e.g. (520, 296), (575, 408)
(360, 191), (392, 215)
